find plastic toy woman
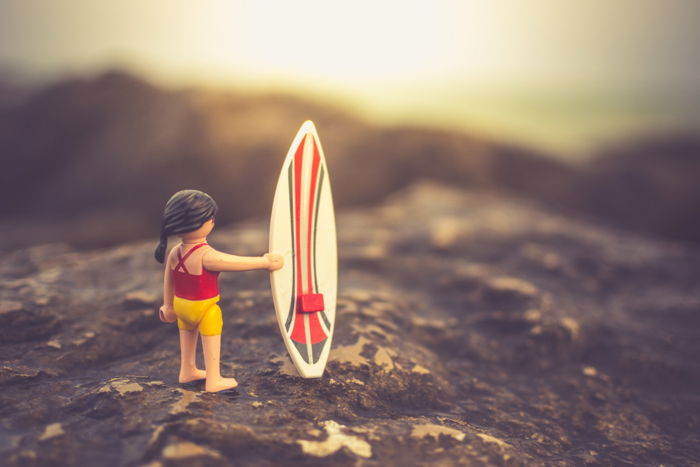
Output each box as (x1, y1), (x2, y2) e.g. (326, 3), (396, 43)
(155, 190), (283, 392)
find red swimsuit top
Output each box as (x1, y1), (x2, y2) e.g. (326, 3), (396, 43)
(172, 243), (220, 300)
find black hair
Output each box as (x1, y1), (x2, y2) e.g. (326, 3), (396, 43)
(154, 189), (219, 263)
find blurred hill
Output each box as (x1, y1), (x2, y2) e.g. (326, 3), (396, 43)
(0, 70), (699, 248)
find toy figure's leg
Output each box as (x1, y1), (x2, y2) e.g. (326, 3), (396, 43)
(178, 329), (206, 383)
(201, 334), (238, 392)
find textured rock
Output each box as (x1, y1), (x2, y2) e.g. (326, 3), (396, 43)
(1, 182), (699, 465)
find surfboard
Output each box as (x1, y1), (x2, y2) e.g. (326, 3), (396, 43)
(269, 121), (337, 378)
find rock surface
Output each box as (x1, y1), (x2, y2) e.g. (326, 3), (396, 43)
(1, 183), (699, 465)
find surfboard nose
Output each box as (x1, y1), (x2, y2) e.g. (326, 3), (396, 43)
(301, 120), (316, 133)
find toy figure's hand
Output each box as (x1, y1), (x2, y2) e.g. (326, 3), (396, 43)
(265, 253), (284, 271)
(159, 305), (177, 323)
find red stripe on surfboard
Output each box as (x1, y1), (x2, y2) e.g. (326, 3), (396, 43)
(290, 132), (328, 346)
(306, 137), (327, 343)
(291, 135), (305, 343)
(294, 135), (305, 295)
(308, 312), (326, 344)
(306, 137), (321, 294)
(290, 311), (306, 343)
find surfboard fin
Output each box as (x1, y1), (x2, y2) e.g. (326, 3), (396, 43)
(298, 293), (325, 312)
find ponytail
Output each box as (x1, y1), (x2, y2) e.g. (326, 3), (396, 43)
(154, 233), (168, 264)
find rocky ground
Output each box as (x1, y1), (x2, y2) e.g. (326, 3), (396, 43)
(1, 183), (699, 466)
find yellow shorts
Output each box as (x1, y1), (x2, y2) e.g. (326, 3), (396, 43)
(173, 295), (222, 336)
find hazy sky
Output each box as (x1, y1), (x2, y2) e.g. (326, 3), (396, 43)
(1, 0), (699, 154)
(2, 0), (699, 88)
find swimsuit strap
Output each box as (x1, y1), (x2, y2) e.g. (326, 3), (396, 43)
(174, 242), (208, 273)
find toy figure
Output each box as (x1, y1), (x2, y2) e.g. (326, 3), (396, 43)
(155, 189), (283, 392)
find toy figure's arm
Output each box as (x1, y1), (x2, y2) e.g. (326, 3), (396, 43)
(159, 249), (177, 323)
(203, 249), (283, 272)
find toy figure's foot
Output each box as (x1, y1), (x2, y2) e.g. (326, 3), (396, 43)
(205, 377), (238, 392)
(179, 368), (207, 383)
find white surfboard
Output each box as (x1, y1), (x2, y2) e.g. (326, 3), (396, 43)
(269, 121), (337, 378)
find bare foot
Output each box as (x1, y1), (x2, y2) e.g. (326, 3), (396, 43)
(179, 368), (207, 384)
(205, 377), (238, 392)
